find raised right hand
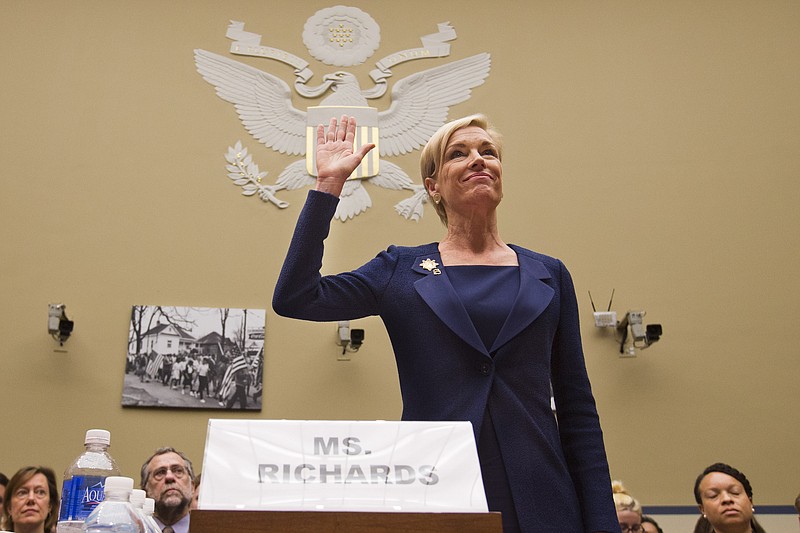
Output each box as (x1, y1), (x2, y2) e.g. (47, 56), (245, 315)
(315, 114), (375, 196)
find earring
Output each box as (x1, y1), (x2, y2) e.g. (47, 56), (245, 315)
(432, 193), (441, 204)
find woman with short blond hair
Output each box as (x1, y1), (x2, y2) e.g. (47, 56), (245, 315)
(274, 114), (618, 532)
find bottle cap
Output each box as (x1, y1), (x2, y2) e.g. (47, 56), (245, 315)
(144, 498), (155, 515)
(130, 488), (146, 508)
(104, 476), (134, 493)
(85, 429), (111, 445)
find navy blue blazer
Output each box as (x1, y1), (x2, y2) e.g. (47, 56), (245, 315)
(273, 191), (618, 532)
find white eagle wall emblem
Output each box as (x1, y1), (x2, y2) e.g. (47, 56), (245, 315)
(194, 7), (491, 221)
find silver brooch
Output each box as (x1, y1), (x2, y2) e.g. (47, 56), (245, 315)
(420, 258), (441, 275)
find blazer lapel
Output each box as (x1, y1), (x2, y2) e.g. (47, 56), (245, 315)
(411, 249), (555, 356)
(489, 252), (554, 353)
(412, 253), (489, 355)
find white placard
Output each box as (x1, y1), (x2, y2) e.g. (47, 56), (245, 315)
(199, 419), (487, 513)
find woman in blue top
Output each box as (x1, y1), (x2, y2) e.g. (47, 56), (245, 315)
(273, 114), (618, 532)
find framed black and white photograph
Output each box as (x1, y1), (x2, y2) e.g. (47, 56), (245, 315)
(123, 305), (265, 410)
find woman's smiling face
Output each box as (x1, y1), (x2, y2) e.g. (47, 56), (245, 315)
(428, 125), (503, 215)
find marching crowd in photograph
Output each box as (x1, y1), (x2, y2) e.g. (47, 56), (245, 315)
(126, 347), (262, 409)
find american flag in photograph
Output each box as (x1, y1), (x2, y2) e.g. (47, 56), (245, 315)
(219, 349), (248, 400)
(145, 352), (163, 379)
(254, 345), (263, 387)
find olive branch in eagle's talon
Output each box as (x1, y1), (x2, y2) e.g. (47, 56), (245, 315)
(224, 141), (288, 208)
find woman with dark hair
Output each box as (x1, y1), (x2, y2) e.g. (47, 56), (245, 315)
(641, 515), (663, 533)
(0, 472), (8, 508)
(693, 462), (766, 533)
(0, 466), (59, 533)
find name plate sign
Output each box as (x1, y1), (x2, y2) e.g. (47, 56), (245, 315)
(199, 419), (487, 513)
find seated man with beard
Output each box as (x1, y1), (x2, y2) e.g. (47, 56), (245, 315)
(140, 447), (195, 533)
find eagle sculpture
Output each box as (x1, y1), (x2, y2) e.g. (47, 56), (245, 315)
(194, 49), (491, 220)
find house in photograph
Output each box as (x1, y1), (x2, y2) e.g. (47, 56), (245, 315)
(195, 331), (238, 360)
(141, 323), (196, 355)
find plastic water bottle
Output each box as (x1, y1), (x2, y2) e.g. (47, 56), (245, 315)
(57, 429), (121, 533)
(141, 498), (162, 533)
(128, 490), (159, 533)
(82, 476), (143, 532)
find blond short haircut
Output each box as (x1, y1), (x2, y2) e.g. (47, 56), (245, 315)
(419, 114), (503, 226)
(612, 480), (642, 516)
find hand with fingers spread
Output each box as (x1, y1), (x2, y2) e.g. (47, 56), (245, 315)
(315, 115), (375, 197)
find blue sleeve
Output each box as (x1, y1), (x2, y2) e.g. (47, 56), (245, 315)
(272, 190), (396, 321)
(550, 260), (618, 532)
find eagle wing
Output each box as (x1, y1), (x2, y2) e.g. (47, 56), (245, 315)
(378, 53), (491, 157)
(368, 160), (415, 190)
(335, 180), (371, 221)
(275, 159), (315, 190)
(194, 49), (307, 156)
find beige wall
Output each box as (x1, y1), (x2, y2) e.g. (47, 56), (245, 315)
(1, 0), (798, 524)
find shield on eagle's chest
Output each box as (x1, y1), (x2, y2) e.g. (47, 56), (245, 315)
(306, 106), (379, 179)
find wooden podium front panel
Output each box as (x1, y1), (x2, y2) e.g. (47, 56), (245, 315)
(190, 509), (502, 532)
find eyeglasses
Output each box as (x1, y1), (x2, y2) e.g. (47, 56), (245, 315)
(619, 525), (643, 533)
(151, 464), (187, 481)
